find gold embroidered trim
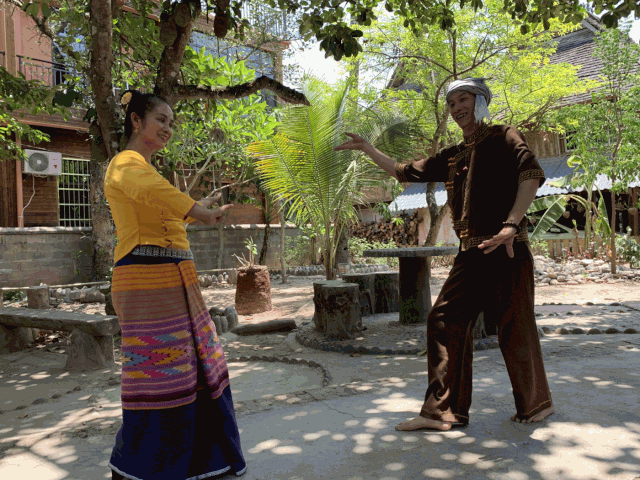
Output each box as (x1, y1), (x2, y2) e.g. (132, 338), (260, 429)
(518, 168), (545, 185)
(461, 231), (529, 250)
(453, 220), (467, 230)
(463, 123), (490, 146)
(395, 163), (408, 183)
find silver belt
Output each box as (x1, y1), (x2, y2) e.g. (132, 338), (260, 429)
(130, 245), (194, 260)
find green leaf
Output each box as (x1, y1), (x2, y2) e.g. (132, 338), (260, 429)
(527, 195), (567, 239)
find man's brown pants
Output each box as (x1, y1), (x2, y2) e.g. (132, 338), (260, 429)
(420, 242), (552, 424)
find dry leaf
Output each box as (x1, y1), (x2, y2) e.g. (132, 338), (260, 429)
(418, 349), (428, 356)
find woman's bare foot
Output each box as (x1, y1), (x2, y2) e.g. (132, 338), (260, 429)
(395, 416), (452, 431)
(511, 405), (554, 424)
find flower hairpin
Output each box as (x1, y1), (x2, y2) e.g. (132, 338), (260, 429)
(121, 91), (133, 109)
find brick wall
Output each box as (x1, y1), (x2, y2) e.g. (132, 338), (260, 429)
(0, 227), (93, 288)
(0, 225), (302, 288)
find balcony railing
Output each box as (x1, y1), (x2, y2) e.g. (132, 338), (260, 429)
(17, 55), (75, 87)
(240, 3), (290, 40)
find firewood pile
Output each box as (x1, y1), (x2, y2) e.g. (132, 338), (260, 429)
(350, 211), (421, 246)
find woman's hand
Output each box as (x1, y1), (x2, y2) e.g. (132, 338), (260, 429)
(199, 192), (222, 209)
(478, 226), (517, 257)
(334, 133), (370, 152)
(205, 203), (235, 226)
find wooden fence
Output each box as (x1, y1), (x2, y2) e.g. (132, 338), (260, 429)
(541, 236), (640, 260)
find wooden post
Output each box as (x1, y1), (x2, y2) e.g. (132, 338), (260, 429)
(398, 257), (429, 323)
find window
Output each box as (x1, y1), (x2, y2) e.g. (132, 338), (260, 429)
(559, 130), (578, 153)
(58, 157), (91, 227)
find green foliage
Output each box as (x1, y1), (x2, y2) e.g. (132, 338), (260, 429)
(0, 67), (71, 162)
(527, 195), (568, 240)
(348, 237), (399, 268)
(3, 290), (25, 303)
(263, 0), (631, 60)
(160, 50), (279, 191)
(344, 0), (590, 146)
(552, 26), (640, 195)
(284, 227), (319, 266)
(248, 75), (417, 279)
(530, 239), (550, 258)
(616, 228), (640, 267)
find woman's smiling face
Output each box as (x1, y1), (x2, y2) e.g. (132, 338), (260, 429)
(133, 101), (175, 151)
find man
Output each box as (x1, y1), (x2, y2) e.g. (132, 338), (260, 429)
(335, 78), (554, 431)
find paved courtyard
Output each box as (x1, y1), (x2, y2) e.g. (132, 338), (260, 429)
(1, 300), (639, 479)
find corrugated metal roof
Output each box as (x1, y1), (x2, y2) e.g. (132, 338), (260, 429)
(389, 182), (448, 214)
(389, 154), (640, 215)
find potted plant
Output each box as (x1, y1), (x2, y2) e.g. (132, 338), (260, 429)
(234, 237), (272, 314)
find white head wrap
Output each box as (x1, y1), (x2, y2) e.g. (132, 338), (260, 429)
(446, 78), (492, 124)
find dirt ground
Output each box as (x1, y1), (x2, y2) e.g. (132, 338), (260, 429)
(7, 266), (640, 358)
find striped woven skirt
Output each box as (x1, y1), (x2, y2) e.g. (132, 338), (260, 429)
(108, 254), (246, 480)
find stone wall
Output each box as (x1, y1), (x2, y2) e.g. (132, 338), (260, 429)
(0, 225), (302, 288)
(187, 224), (302, 271)
(0, 227), (93, 288)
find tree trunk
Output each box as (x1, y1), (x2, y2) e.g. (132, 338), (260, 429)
(424, 182), (450, 246)
(334, 222), (350, 268)
(89, 125), (115, 280)
(279, 209), (288, 284)
(611, 187), (617, 274)
(258, 219), (270, 265)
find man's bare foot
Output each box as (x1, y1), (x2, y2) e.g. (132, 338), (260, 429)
(395, 416), (452, 431)
(511, 405), (554, 424)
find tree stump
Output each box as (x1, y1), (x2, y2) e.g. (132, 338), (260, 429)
(27, 286), (50, 340)
(235, 266), (272, 315)
(374, 272), (399, 314)
(341, 273), (375, 320)
(313, 281), (361, 339)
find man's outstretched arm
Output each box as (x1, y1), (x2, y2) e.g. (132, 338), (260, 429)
(334, 133), (398, 179)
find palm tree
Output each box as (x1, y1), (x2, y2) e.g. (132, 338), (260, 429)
(247, 76), (417, 280)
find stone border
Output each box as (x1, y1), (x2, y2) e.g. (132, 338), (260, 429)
(231, 381), (394, 416)
(226, 354), (332, 387)
(541, 326), (638, 335)
(295, 322), (502, 355)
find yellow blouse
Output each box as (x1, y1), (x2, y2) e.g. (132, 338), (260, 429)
(105, 150), (197, 262)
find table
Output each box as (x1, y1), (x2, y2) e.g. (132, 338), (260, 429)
(363, 246), (458, 324)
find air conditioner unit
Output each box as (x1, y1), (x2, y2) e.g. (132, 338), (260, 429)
(23, 150), (62, 175)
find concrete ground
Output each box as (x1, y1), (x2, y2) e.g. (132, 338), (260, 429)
(1, 310), (640, 479)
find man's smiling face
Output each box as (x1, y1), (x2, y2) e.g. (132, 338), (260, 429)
(447, 91), (476, 130)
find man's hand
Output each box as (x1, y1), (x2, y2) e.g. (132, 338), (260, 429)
(478, 226), (518, 257)
(334, 133), (370, 152)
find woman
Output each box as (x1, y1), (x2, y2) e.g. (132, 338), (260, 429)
(105, 89), (246, 480)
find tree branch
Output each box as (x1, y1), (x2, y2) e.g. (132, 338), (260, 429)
(174, 75), (310, 105)
(155, 0), (201, 101)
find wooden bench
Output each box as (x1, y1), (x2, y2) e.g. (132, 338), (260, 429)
(0, 307), (120, 371)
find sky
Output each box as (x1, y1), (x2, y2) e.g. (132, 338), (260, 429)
(286, 18), (640, 86)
